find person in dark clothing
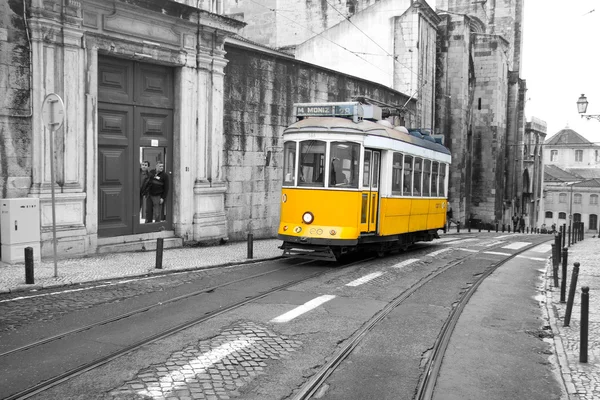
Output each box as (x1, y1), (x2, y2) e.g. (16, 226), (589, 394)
(147, 162), (169, 222)
(512, 214), (518, 232)
(140, 161), (151, 218)
(519, 215), (525, 233)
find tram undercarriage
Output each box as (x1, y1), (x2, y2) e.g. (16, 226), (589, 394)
(279, 229), (441, 261)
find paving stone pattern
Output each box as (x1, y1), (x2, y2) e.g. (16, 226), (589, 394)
(546, 238), (600, 400)
(110, 321), (302, 399)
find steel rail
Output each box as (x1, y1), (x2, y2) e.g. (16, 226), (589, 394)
(0, 263), (302, 359)
(5, 256), (374, 400)
(292, 238), (551, 400)
(414, 239), (551, 400)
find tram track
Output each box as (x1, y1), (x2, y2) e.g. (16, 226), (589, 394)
(2, 255), (374, 400)
(291, 238), (552, 400)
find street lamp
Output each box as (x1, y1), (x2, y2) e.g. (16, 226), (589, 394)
(577, 94), (600, 121)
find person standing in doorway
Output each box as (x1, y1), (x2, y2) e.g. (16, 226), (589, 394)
(148, 162), (169, 223)
(140, 161), (151, 216)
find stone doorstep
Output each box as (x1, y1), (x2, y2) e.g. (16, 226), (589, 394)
(96, 237), (183, 254)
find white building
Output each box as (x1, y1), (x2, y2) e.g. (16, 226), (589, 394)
(541, 128), (600, 233)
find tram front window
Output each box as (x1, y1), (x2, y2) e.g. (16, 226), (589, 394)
(282, 141), (297, 186)
(330, 142), (360, 188)
(299, 140), (326, 187)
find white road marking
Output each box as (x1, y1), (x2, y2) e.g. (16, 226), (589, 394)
(435, 237), (461, 243)
(516, 255), (547, 261)
(496, 234), (519, 239)
(530, 243), (552, 253)
(270, 295), (336, 323)
(476, 240), (505, 248)
(346, 272), (385, 287)
(447, 238), (480, 245)
(427, 248), (453, 257)
(483, 251), (512, 256)
(391, 258), (420, 268)
(136, 338), (255, 398)
(502, 242), (531, 250)
(456, 248), (479, 253)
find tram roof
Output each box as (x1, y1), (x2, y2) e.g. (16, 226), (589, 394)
(284, 117), (451, 156)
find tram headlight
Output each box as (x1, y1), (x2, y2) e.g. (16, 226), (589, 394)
(302, 212), (314, 224)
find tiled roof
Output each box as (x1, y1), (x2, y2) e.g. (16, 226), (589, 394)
(565, 168), (600, 179)
(545, 128), (592, 146)
(544, 165), (582, 182)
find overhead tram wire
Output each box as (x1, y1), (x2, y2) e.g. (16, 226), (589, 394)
(243, 0), (396, 79)
(322, 0), (421, 81)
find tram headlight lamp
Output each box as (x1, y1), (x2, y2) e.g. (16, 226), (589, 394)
(302, 212), (314, 224)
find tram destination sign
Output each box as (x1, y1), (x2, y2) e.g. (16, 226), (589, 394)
(294, 102), (360, 121)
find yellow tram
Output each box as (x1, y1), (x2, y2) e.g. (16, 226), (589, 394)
(277, 101), (452, 261)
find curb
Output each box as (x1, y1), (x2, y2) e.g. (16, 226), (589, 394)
(543, 258), (576, 400)
(0, 255), (282, 295)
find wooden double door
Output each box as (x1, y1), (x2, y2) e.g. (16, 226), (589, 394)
(97, 57), (174, 237)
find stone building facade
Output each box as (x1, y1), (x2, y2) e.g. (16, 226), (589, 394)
(435, 0), (536, 228)
(0, 0), (417, 259)
(0, 0), (244, 258)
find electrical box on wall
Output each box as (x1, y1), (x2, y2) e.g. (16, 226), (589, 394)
(1, 198), (41, 264)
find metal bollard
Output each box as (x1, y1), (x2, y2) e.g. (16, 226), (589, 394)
(25, 247), (34, 284)
(502, 223), (505, 233)
(496, 223), (499, 233)
(580, 222), (585, 241)
(457, 222), (460, 233)
(508, 225), (511, 233)
(551, 244), (559, 288)
(580, 287), (589, 363)
(555, 233), (562, 266)
(560, 248), (568, 303)
(564, 262), (580, 327)
(562, 225), (566, 248)
(468, 221), (471, 233)
(247, 233), (254, 259)
(478, 222), (481, 233)
(155, 238), (164, 269)
(568, 224), (572, 246)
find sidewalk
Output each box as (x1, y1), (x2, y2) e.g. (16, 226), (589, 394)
(545, 235), (600, 399)
(0, 238), (284, 294)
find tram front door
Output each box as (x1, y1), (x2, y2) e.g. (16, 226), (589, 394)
(360, 149), (380, 233)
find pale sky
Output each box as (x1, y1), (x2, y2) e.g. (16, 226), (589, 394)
(522, 1), (600, 143)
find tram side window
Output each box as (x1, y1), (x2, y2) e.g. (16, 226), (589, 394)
(299, 140), (326, 187)
(403, 155), (413, 196)
(431, 162), (439, 197)
(282, 141), (297, 186)
(439, 163), (447, 197)
(392, 152), (403, 195)
(330, 141), (360, 188)
(413, 158), (422, 196)
(423, 159), (431, 197)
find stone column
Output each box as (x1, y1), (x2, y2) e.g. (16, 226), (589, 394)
(173, 64), (198, 240)
(192, 33), (228, 243)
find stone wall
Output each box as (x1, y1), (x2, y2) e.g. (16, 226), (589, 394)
(0, 0), (32, 199)
(469, 34), (509, 223)
(222, 42), (415, 240)
(223, 0), (376, 49)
